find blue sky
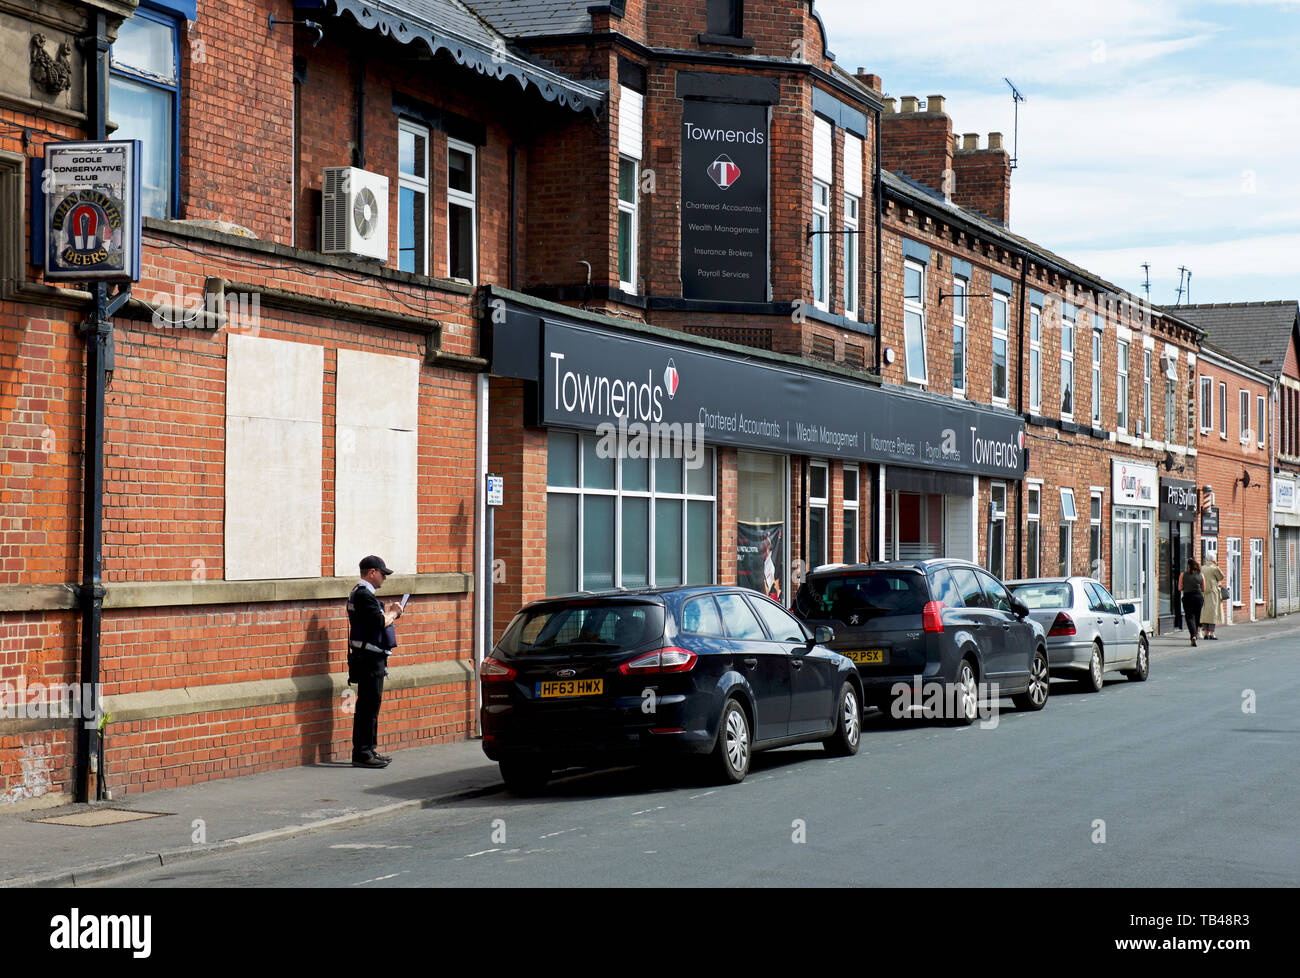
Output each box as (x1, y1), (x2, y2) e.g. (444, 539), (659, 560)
(816, 0), (1300, 305)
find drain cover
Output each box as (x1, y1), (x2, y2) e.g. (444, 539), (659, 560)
(34, 809), (171, 827)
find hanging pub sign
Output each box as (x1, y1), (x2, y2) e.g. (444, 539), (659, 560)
(42, 140), (142, 282)
(680, 101), (769, 302)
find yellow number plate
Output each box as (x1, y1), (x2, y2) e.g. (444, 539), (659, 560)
(535, 679), (603, 698)
(847, 650), (886, 664)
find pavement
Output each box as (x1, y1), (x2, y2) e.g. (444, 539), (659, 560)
(2, 611), (1296, 888)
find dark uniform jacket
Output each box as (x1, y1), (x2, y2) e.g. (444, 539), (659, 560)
(347, 582), (391, 683)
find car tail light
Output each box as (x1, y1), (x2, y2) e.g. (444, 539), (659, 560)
(1048, 612), (1077, 637)
(479, 657), (516, 682)
(922, 601), (945, 633)
(619, 647), (698, 675)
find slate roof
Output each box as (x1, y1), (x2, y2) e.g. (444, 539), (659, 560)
(468, 0), (593, 37)
(1165, 302), (1300, 380)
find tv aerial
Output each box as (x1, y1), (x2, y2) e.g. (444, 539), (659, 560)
(1004, 78), (1025, 170)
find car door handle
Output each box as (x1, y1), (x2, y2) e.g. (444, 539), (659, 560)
(791, 658), (804, 670)
(742, 657), (758, 669)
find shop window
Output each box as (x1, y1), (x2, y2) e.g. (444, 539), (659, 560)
(1058, 488), (1077, 577)
(1026, 485), (1041, 578)
(988, 483), (1006, 579)
(1089, 491), (1103, 578)
(109, 5), (181, 218)
(738, 451), (787, 603)
(808, 461), (828, 570)
(952, 275), (967, 396)
(992, 291), (1009, 404)
(447, 139), (477, 282)
(618, 156), (639, 293)
(1029, 305), (1042, 413)
(1117, 340), (1130, 433)
(545, 431), (715, 592)
(903, 260), (927, 385)
(397, 120), (429, 275)
(843, 465), (859, 564)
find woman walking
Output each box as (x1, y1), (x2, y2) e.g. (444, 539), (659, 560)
(1179, 558), (1204, 646)
(1201, 555), (1226, 640)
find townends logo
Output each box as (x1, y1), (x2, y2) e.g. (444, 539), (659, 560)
(664, 359), (679, 399)
(708, 155), (741, 190)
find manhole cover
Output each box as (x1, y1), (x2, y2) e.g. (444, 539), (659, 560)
(34, 809), (171, 827)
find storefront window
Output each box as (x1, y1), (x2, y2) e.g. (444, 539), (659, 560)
(546, 431), (715, 593)
(843, 465), (859, 564)
(738, 451), (787, 604)
(809, 462), (828, 570)
(1026, 485), (1040, 578)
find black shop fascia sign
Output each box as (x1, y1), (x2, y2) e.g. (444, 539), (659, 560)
(1159, 477), (1198, 522)
(680, 100), (769, 303)
(524, 318), (1025, 480)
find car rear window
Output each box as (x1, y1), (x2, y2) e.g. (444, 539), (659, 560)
(796, 571), (928, 620)
(1011, 583), (1072, 610)
(498, 602), (664, 655)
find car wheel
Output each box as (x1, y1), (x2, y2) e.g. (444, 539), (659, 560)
(499, 758), (550, 795)
(1013, 647), (1050, 711)
(1081, 641), (1104, 693)
(950, 658), (979, 726)
(1122, 635), (1150, 682)
(823, 682), (862, 756)
(712, 698), (751, 784)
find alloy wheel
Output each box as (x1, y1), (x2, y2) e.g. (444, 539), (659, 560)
(725, 707), (749, 773)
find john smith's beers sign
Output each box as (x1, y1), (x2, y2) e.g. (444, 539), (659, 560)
(42, 140), (142, 282)
(680, 102), (769, 303)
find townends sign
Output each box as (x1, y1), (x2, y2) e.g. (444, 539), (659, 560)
(538, 321), (1026, 479)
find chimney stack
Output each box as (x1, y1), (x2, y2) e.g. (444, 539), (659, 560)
(880, 93), (954, 200)
(952, 132), (1012, 226)
(854, 68), (883, 93)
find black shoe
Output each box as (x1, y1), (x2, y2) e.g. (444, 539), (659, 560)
(372, 752), (392, 763)
(352, 754), (389, 769)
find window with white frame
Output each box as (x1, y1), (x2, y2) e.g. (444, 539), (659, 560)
(988, 483), (1006, 579)
(844, 194), (859, 319)
(1029, 305), (1042, 413)
(1089, 490), (1103, 578)
(812, 181), (830, 309)
(109, 7), (181, 218)
(1026, 484), (1041, 578)
(1240, 389), (1251, 442)
(1058, 487), (1076, 577)
(903, 260), (927, 384)
(1060, 308), (1074, 418)
(1258, 395), (1266, 448)
(545, 431), (716, 591)
(1166, 373), (1177, 443)
(1219, 382), (1227, 438)
(618, 156), (639, 293)
(1200, 375), (1212, 431)
(447, 139), (477, 282)
(397, 120), (430, 275)
(952, 275), (967, 396)
(1142, 349), (1152, 437)
(992, 291), (1009, 404)
(1228, 537), (1242, 605)
(1091, 328), (1103, 427)
(1251, 539), (1263, 604)
(843, 465), (859, 564)
(809, 461), (829, 570)
(1117, 339), (1129, 432)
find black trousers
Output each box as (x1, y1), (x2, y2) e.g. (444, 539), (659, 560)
(352, 671), (385, 756)
(1181, 593), (1204, 639)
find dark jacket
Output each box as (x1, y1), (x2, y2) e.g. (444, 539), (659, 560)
(347, 582), (389, 682)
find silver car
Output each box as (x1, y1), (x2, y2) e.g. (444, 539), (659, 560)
(1005, 577), (1149, 692)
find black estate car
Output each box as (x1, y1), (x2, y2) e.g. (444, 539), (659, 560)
(480, 586), (863, 792)
(793, 559), (1050, 724)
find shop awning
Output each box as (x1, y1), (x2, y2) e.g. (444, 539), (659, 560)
(321, 0), (604, 116)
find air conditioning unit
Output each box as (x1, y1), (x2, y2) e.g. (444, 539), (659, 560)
(321, 166), (389, 262)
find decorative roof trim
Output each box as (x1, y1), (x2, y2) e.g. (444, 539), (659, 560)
(327, 0), (604, 116)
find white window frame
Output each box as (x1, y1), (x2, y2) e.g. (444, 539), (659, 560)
(397, 119), (430, 276)
(1089, 489), (1104, 578)
(843, 194), (859, 320)
(1228, 537), (1243, 606)
(1165, 372), (1177, 444)
(618, 155), (639, 294)
(1029, 305), (1042, 414)
(447, 138), (478, 283)
(1219, 382), (1228, 439)
(1060, 309), (1075, 420)
(812, 180), (830, 310)
(1142, 349), (1152, 438)
(1251, 539), (1264, 605)
(1240, 389), (1251, 443)
(903, 258), (927, 385)
(1258, 395), (1266, 448)
(992, 291), (1010, 406)
(988, 482), (1007, 579)
(809, 460), (829, 570)
(1026, 483), (1041, 578)
(952, 275), (968, 397)
(1117, 339), (1129, 433)
(1200, 375), (1212, 432)
(843, 464), (859, 565)
(1091, 327), (1103, 427)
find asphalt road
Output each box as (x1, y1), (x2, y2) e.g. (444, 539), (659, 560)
(101, 634), (1300, 887)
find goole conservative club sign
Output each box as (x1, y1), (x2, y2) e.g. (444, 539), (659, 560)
(42, 140), (142, 282)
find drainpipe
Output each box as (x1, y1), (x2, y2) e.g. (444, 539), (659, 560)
(1014, 259), (1027, 579)
(872, 101), (884, 560)
(352, 57), (366, 169)
(74, 11), (129, 803)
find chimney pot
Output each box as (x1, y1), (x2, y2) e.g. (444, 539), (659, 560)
(926, 95), (945, 114)
(962, 133), (979, 151)
(988, 132), (1004, 151)
(900, 96), (919, 114)
(883, 97), (897, 114)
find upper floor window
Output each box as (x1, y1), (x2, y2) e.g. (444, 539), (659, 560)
(992, 291), (1009, 404)
(1117, 339), (1129, 433)
(447, 140), (477, 282)
(1219, 382), (1227, 439)
(903, 260), (927, 385)
(1240, 389), (1251, 442)
(706, 0), (743, 36)
(618, 157), (639, 293)
(109, 6), (181, 218)
(1200, 375), (1212, 431)
(397, 121), (429, 275)
(952, 275), (968, 396)
(1029, 305), (1042, 413)
(1142, 349), (1152, 438)
(811, 181), (830, 309)
(1060, 309), (1075, 418)
(843, 194), (859, 320)
(1091, 327), (1103, 427)
(1258, 394), (1266, 448)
